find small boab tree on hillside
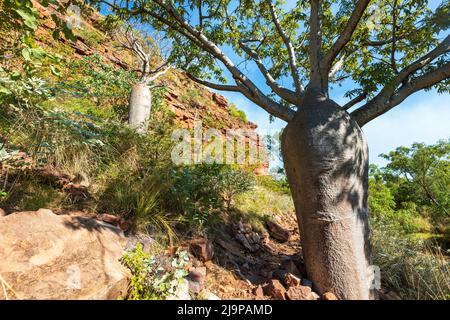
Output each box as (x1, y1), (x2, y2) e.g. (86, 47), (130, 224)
(115, 26), (171, 133)
(94, 0), (450, 299)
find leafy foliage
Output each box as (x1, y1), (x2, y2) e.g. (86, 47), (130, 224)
(369, 140), (449, 240)
(89, 0), (450, 106)
(380, 140), (450, 218)
(121, 244), (190, 300)
(168, 164), (253, 225)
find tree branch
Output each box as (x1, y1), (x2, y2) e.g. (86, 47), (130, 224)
(144, 64), (172, 83)
(237, 40), (300, 105)
(309, 0), (323, 88)
(267, 0), (303, 93)
(149, 0), (295, 121)
(184, 71), (241, 92)
(352, 34), (450, 125)
(322, 0), (371, 71)
(223, 10), (299, 105)
(352, 62), (450, 126)
(342, 91), (367, 110)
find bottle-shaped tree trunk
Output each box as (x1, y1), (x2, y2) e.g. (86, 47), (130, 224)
(281, 89), (376, 300)
(128, 82), (152, 134)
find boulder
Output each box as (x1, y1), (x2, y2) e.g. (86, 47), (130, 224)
(266, 220), (291, 242)
(189, 238), (214, 262)
(186, 267), (207, 294)
(263, 279), (286, 300)
(322, 292), (338, 300)
(253, 285), (264, 300)
(0, 209), (130, 300)
(125, 233), (155, 253)
(285, 285), (312, 300)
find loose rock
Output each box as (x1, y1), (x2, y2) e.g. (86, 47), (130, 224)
(186, 267), (207, 294)
(99, 213), (121, 226)
(263, 279), (286, 300)
(189, 238), (214, 262)
(253, 285), (264, 300)
(236, 232), (259, 252)
(284, 273), (301, 287)
(266, 220), (291, 242)
(322, 292), (338, 300)
(285, 285), (312, 300)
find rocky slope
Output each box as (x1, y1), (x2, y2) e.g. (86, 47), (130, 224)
(32, 1), (259, 134)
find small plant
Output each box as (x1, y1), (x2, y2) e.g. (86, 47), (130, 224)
(121, 244), (190, 300)
(217, 168), (253, 210)
(0, 189), (8, 202)
(229, 104), (247, 123)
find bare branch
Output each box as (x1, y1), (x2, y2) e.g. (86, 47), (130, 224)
(223, 10), (299, 105)
(352, 62), (450, 126)
(329, 54), (345, 79)
(342, 91), (367, 110)
(237, 40), (300, 105)
(322, 0), (371, 71)
(149, 0), (295, 121)
(267, 0), (303, 93)
(115, 26), (151, 78)
(184, 71), (241, 92)
(234, 79), (296, 122)
(145, 65), (172, 83)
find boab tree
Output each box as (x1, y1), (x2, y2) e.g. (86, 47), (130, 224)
(95, 0), (450, 299)
(115, 26), (171, 133)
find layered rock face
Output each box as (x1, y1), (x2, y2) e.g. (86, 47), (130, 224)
(0, 209), (130, 300)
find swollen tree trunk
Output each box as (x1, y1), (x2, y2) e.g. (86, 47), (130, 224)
(281, 88), (376, 300)
(128, 82), (152, 134)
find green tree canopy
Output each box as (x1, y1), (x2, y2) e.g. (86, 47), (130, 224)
(91, 0), (449, 125)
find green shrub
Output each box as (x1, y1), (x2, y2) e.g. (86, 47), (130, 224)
(256, 175), (290, 195)
(168, 164), (253, 226)
(121, 244), (190, 300)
